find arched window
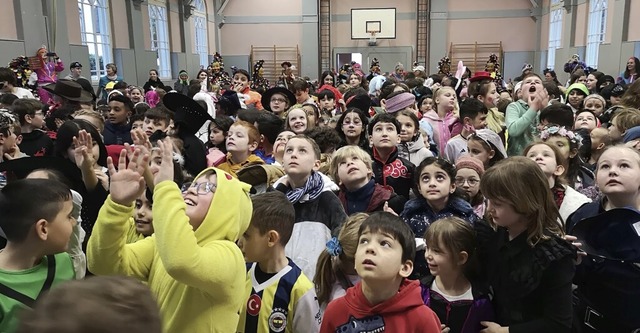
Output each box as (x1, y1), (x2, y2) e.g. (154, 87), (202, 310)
(78, 0), (113, 81)
(585, 0), (607, 68)
(148, 1), (171, 78)
(547, 0), (563, 70)
(192, 0), (208, 68)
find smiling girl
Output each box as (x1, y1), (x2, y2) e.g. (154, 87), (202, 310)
(284, 106), (309, 134)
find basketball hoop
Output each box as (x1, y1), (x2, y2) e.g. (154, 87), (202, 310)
(368, 30), (378, 46)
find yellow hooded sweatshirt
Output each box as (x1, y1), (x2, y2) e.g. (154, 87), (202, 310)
(88, 168), (252, 333)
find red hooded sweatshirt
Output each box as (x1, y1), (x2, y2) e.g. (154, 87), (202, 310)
(320, 279), (441, 333)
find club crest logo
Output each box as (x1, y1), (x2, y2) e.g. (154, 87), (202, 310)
(268, 308), (288, 332)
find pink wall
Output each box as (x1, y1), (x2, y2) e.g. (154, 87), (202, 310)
(66, 0), (82, 44)
(111, 0), (130, 49)
(573, 3), (588, 47)
(225, 0), (302, 16)
(0, 1), (17, 40)
(627, 0), (640, 41)
(221, 24), (302, 55)
(447, 18), (537, 52)
(448, 0), (531, 11)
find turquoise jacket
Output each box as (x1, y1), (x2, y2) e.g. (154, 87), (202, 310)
(505, 100), (539, 156)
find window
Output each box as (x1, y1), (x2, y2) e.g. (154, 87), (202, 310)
(148, 2), (171, 78)
(547, 1), (563, 70)
(585, 0), (607, 68)
(78, 0), (112, 81)
(193, 0), (208, 68)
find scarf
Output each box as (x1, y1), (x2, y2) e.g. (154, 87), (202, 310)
(286, 171), (324, 204)
(552, 185), (566, 209)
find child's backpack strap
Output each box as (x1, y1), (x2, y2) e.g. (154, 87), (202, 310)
(0, 254), (56, 308)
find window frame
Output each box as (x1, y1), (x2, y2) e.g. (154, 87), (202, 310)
(192, 0), (209, 68)
(547, 1), (563, 70)
(148, 2), (171, 79)
(585, 0), (608, 69)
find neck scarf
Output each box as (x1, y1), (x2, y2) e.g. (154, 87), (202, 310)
(286, 171), (324, 204)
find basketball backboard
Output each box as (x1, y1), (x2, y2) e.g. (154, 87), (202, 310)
(351, 8), (396, 39)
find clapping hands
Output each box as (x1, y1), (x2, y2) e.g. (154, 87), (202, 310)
(107, 148), (148, 206)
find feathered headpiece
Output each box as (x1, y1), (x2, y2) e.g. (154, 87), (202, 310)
(370, 58), (380, 70)
(8, 56), (34, 89)
(485, 54), (501, 73)
(438, 56), (451, 76)
(250, 60), (269, 92)
(211, 52), (224, 67)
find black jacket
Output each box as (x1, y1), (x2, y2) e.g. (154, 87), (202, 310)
(19, 130), (53, 156)
(371, 147), (415, 201)
(479, 226), (575, 333)
(143, 79), (166, 93)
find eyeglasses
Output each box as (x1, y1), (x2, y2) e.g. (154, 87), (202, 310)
(271, 98), (287, 103)
(180, 182), (217, 195)
(454, 177), (479, 186)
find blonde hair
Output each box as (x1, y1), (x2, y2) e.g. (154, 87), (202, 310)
(329, 145), (373, 182)
(433, 86), (459, 116)
(480, 157), (564, 245)
(73, 110), (105, 133)
(284, 104), (310, 132)
(314, 213), (368, 307)
(611, 108), (640, 133)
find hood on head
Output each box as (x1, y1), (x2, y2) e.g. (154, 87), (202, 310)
(192, 167), (253, 244)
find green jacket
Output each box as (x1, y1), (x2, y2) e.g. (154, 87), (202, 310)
(505, 100), (539, 156)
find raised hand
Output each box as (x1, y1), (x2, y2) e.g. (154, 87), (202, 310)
(131, 129), (152, 152)
(107, 148), (148, 206)
(153, 138), (175, 186)
(73, 130), (96, 169)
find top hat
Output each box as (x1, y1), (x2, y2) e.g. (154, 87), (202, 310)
(261, 87), (296, 112)
(163, 92), (213, 136)
(569, 207), (640, 263)
(42, 79), (93, 103)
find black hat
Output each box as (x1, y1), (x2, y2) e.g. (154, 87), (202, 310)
(42, 79), (93, 103)
(69, 62), (82, 69)
(610, 83), (626, 97)
(216, 90), (242, 113)
(0, 157), (85, 195)
(569, 208), (640, 263)
(345, 93), (372, 113)
(163, 92), (213, 136)
(261, 87), (296, 112)
(75, 78), (96, 100)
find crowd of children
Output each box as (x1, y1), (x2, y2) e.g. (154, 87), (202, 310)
(0, 52), (638, 333)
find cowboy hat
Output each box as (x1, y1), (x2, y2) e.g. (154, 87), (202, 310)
(42, 79), (93, 103)
(163, 92), (213, 136)
(261, 87), (296, 112)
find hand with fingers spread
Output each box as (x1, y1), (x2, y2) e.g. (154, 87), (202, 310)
(107, 148), (149, 206)
(131, 128), (152, 152)
(154, 138), (176, 186)
(73, 130), (96, 169)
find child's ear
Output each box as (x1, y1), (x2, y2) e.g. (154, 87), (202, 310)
(312, 158), (321, 171)
(457, 251), (469, 266)
(596, 142), (605, 150)
(267, 230), (280, 247)
(380, 99), (387, 109)
(34, 219), (48, 241)
(463, 116), (472, 125)
(15, 135), (23, 145)
(25, 114), (33, 124)
(554, 164), (566, 177)
(488, 149), (496, 160)
(449, 181), (456, 194)
(249, 140), (259, 153)
(399, 259), (414, 278)
(569, 148), (578, 159)
(260, 134), (266, 144)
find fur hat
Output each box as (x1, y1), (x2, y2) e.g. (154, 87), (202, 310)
(437, 56), (451, 76)
(522, 63), (533, 73)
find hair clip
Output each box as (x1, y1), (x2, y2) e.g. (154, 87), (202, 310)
(326, 237), (342, 257)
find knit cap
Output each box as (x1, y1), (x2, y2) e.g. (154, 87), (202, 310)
(385, 92), (416, 113)
(456, 155), (485, 177)
(565, 83), (589, 98)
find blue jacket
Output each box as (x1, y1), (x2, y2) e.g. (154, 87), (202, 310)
(401, 196), (482, 279)
(97, 75), (124, 100)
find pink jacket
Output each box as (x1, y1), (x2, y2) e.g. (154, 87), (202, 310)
(423, 110), (458, 153)
(35, 60), (64, 85)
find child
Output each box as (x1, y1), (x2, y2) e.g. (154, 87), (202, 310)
(304, 126), (341, 174)
(401, 157), (482, 279)
(539, 125), (596, 197)
(395, 109), (434, 166)
(302, 102), (320, 129)
(468, 75), (504, 138)
(608, 108), (640, 143)
(335, 107), (369, 153)
(565, 82), (589, 113)
(205, 117), (233, 167)
(424, 86), (459, 153)
(583, 94), (606, 116)
(129, 86), (144, 104)
(444, 98), (487, 163)
(567, 145), (640, 332)
(422, 217), (494, 333)
(232, 69), (263, 109)
(318, 89), (339, 117)
(320, 212), (442, 333)
(143, 107), (171, 138)
(272, 135), (347, 279)
(573, 109), (598, 132)
(217, 120), (264, 177)
(455, 155), (486, 217)
(330, 145), (406, 214)
(368, 113), (415, 201)
(15, 276), (162, 333)
(130, 113), (144, 132)
(466, 129), (507, 169)
(0, 179), (77, 332)
(587, 127), (611, 169)
(73, 110), (105, 134)
(292, 79), (315, 105)
(261, 86), (296, 117)
(88, 141), (253, 332)
(524, 142), (591, 222)
(12, 99), (53, 156)
(237, 192), (321, 333)
(505, 73), (548, 156)
(479, 157), (575, 332)
(314, 213), (368, 309)
(127, 189), (155, 243)
(285, 106), (309, 134)
(273, 130), (296, 166)
(539, 103), (574, 129)
(104, 94), (134, 145)
(254, 111), (284, 164)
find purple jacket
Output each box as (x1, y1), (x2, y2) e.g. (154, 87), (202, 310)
(421, 275), (494, 333)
